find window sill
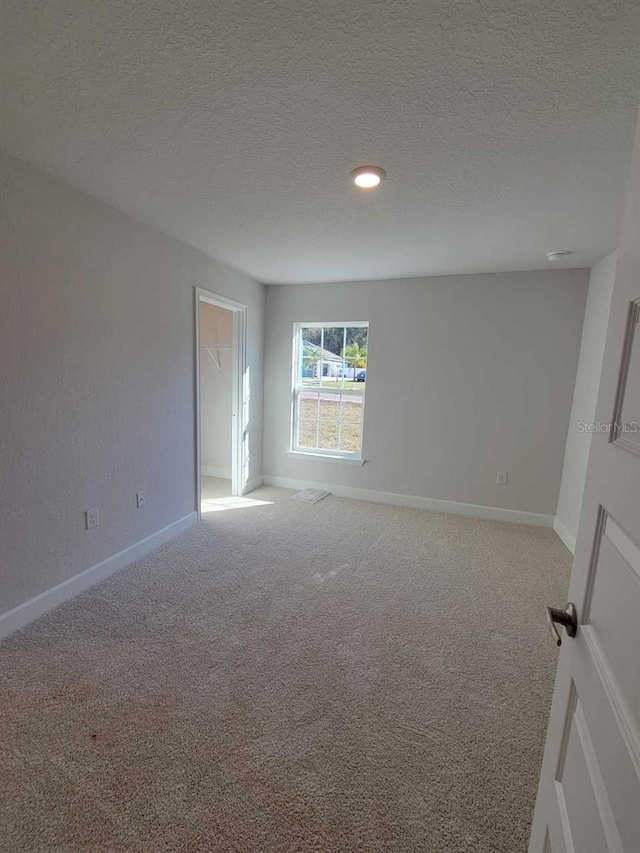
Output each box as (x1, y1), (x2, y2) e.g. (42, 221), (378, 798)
(287, 450), (366, 467)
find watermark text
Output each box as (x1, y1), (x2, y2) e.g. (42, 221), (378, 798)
(577, 421), (638, 434)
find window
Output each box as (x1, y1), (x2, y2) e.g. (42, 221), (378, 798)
(291, 323), (369, 460)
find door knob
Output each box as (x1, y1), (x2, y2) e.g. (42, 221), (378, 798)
(546, 602), (578, 646)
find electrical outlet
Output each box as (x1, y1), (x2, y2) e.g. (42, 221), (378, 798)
(136, 491), (147, 509)
(496, 471), (509, 486)
(85, 507), (99, 530)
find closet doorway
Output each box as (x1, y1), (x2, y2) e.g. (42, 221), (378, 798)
(195, 287), (247, 517)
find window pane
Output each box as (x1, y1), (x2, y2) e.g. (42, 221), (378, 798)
(341, 397), (363, 424)
(344, 326), (368, 386)
(297, 420), (318, 448)
(298, 391), (319, 420)
(300, 327), (322, 386)
(319, 327), (346, 389)
(319, 397), (341, 421)
(301, 327), (322, 347)
(301, 358), (321, 385)
(339, 423), (362, 452)
(318, 421), (340, 450)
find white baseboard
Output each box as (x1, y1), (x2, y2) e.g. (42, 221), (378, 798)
(553, 516), (576, 554)
(263, 475), (554, 527)
(243, 476), (264, 495)
(0, 512), (198, 640)
(202, 466), (232, 479)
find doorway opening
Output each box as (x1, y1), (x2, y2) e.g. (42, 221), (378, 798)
(195, 287), (248, 518)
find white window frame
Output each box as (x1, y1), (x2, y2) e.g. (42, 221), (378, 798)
(290, 321), (369, 462)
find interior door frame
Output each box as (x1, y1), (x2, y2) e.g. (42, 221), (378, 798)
(195, 286), (248, 518)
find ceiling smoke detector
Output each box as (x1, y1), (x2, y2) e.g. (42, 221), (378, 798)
(350, 166), (387, 189)
(546, 250), (573, 262)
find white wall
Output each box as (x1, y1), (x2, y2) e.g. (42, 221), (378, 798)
(554, 252), (617, 552)
(264, 270), (589, 518)
(199, 302), (233, 478)
(0, 152), (264, 615)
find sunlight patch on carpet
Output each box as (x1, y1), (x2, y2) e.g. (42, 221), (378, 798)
(201, 496), (274, 514)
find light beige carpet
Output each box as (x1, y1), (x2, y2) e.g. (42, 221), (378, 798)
(0, 487), (571, 852)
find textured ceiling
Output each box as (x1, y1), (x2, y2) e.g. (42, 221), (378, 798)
(1, 0), (639, 284)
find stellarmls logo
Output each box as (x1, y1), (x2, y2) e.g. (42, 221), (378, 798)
(577, 421), (639, 433)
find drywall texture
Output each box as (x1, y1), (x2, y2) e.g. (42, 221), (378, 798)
(1, 1), (639, 283)
(0, 152), (264, 614)
(555, 252), (617, 550)
(264, 271), (589, 515)
(199, 303), (233, 477)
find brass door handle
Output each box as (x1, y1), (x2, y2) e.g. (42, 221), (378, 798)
(546, 602), (578, 647)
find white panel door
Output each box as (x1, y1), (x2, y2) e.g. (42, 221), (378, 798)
(529, 110), (640, 853)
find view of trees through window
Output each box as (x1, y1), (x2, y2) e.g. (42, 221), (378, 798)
(293, 323), (368, 457)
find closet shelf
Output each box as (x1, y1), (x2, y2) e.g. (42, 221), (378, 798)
(200, 343), (232, 370)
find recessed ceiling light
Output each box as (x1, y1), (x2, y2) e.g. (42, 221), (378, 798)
(350, 165), (387, 189)
(546, 250), (573, 262)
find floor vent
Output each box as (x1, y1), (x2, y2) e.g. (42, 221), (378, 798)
(293, 489), (331, 504)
